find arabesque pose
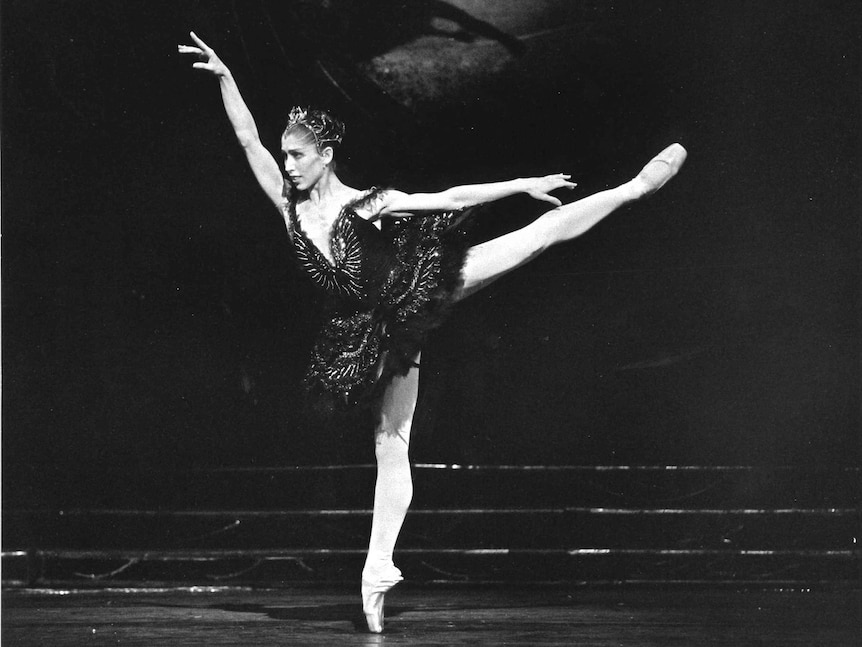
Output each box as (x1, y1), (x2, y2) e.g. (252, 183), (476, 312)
(179, 31), (686, 633)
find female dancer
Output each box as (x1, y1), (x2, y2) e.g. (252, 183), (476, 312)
(179, 32), (686, 633)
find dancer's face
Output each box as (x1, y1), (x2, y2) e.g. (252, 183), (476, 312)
(281, 130), (332, 191)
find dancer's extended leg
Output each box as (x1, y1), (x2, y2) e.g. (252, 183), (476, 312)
(456, 143), (687, 299)
(362, 353), (421, 633)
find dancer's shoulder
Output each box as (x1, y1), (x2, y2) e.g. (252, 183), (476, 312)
(350, 186), (393, 221)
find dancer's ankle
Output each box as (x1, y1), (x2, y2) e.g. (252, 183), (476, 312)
(363, 552), (394, 573)
(619, 178), (649, 203)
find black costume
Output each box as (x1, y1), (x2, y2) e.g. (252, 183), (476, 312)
(284, 185), (470, 414)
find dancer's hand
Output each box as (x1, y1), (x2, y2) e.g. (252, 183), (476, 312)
(178, 31), (229, 78)
(523, 174), (577, 207)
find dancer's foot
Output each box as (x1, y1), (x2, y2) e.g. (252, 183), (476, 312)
(631, 143), (688, 198)
(361, 562), (403, 633)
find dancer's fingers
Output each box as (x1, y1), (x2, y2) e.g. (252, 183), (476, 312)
(189, 32), (217, 61)
(546, 174), (577, 191)
(177, 45), (203, 55)
(189, 31), (210, 51)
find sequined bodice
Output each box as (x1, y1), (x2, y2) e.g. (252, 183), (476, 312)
(286, 190), (391, 304)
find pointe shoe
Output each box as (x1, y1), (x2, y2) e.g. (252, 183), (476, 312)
(635, 143), (688, 196)
(361, 563), (403, 633)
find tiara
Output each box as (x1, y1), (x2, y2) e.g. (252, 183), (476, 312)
(285, 106), (344, 147)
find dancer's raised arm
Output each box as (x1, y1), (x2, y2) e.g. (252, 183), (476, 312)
(377, 174), (577, 217)
(178, 32), (283, 207)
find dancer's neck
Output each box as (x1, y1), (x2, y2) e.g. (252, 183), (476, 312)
(306, 170), (346, 207)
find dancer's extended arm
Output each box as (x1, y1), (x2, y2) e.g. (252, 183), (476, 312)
(178, 32), (284, 207)
(379, 174), (577, 216)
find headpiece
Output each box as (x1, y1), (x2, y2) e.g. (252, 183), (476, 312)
(284, 106), (345, 149)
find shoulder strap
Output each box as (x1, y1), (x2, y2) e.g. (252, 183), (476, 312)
(350, 186), (389, 222)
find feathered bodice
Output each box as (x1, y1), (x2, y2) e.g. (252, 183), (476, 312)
(286, 190), (392, 306)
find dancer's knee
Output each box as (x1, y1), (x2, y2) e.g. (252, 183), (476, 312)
(531, 207), (579, 247)
(374, 418), (411, 465)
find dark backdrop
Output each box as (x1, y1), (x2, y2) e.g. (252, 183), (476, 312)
(2, 1), (859, 508)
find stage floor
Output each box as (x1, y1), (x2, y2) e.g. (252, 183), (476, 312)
(3, 586), (859, 646)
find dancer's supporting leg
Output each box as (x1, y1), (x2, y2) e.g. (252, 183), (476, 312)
(358, 143), (686, 632)
(456, 143), (687, 299)
(362, 353), (421, 633)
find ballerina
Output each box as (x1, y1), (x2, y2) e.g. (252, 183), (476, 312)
(179, 31), (686, 633)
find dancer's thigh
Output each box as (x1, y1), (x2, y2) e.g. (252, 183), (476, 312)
(455, 218), (551, 300)
(376, 352), (421, 447)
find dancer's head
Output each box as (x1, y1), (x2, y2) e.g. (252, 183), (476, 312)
(281, 107), (345, 191)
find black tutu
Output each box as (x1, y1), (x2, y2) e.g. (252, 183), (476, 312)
(284, 186), (471, 417)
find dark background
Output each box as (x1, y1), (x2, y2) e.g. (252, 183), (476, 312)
(2, 1), (859, 508)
